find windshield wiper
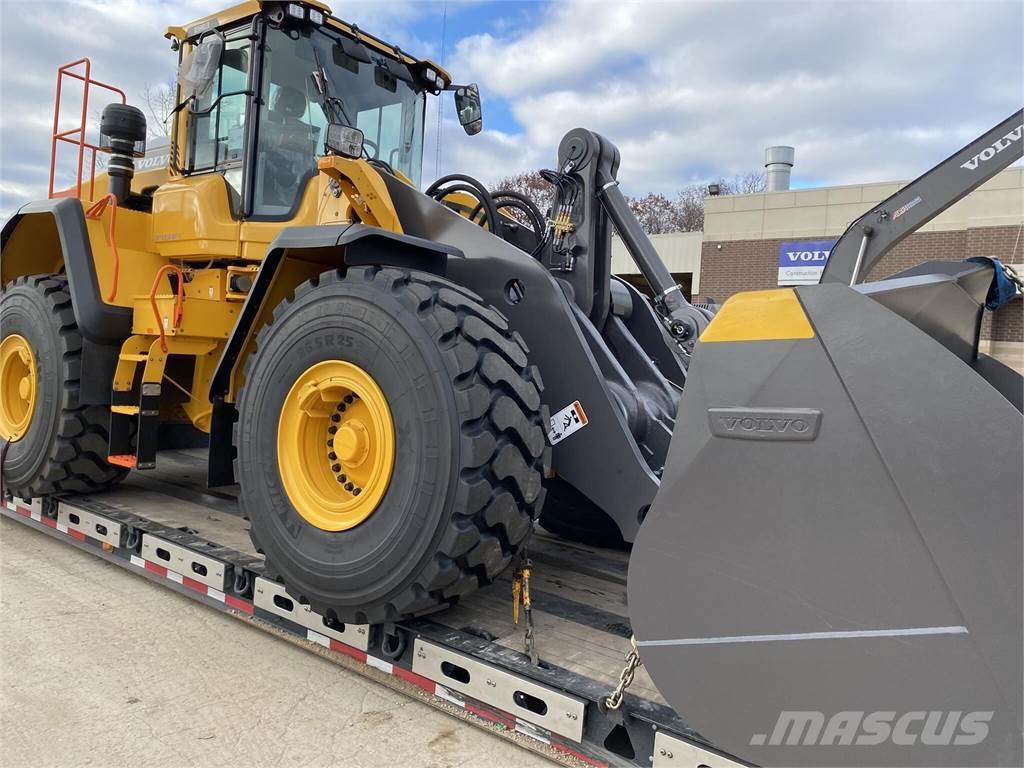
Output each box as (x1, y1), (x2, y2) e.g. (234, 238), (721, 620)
(309, 43), (354, 127)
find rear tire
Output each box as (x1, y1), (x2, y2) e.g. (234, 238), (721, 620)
(1, 274), (127, 498)
(236, 267), (549, 624)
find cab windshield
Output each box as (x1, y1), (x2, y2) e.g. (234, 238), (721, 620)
(253, 25), (426, 217)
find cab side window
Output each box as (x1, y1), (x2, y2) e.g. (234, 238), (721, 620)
(252, 30), (323, 218)
(185, 37), (251, 207)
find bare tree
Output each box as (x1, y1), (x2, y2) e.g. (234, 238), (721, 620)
(492, 170), (556, 217)
(141, 79), (177, 138)
(672, 183), (708, 233)
(669, 171), (768, 232)
(492, 169), (768, 235)
(627, 193), (681, 235)
(722, 170), (767, 195)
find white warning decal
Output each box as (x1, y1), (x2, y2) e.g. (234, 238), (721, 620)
(548, 400), (588, 445)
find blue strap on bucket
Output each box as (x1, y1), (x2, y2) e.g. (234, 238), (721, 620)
(967, 257), (1020, 310)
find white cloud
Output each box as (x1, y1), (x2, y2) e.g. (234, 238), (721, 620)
(1, 0), (1021, 218)
(446, 0), (1023, 193)
(452, 2), (652, 98)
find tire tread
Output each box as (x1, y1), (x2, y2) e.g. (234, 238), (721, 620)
(1, 274), (126, 497)
(237, 266), (549, 623)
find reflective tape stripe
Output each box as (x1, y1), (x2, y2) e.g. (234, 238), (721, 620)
(366, 656), (393, 674)
(638, 625), (969, 647)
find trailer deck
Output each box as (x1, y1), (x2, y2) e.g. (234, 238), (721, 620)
(2, 448), (745, 768)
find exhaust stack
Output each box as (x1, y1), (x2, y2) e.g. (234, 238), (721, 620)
(98, 104), (147, 203)
(765, 145), (795, 192)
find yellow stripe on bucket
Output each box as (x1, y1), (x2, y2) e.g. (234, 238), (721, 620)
(700, 289), (815, 342)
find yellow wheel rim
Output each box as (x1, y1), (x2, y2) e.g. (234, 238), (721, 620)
(0, 334), (37, 442)
(277, 360), (395, 531)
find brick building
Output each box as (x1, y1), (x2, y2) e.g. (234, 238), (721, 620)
(611, 168), (1022, 367)
(694, 168), (1022, 352)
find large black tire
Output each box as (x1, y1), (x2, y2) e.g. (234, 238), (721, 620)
(0, 274), (127, 498)
(236, 267), (549, 624)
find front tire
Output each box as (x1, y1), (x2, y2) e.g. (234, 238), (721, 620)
(0, 274), (126, 498)
(236, 267), (549, 624)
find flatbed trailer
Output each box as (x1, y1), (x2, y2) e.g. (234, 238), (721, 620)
(1, 448), (745, 768)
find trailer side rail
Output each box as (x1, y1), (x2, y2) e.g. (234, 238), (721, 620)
(2, 492), (748, 768)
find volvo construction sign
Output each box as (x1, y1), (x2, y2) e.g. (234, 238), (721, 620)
(777, 239), (837, 285)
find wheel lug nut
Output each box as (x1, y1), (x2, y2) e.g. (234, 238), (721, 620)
(328, 452), (337, 461)
(344, 394), (354, 404)
(353, 487), (362, 496)
(338, 474), (347, 483)
(331, 414), (341, 423)
(328, 426), (337, 434)
(344, 482), (354, 492)
(331, 463), (341, 473)
(327, 439), (334, 447)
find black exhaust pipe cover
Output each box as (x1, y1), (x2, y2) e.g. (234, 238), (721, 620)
(99, 104), (147, 203)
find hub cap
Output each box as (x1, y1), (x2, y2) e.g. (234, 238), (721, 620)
(277, 361), (395, 531)
(0, 335), (37, 442)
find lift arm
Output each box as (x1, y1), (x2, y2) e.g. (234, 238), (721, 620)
(547, 128), (711, 342)
(821, 109), (1023, 285)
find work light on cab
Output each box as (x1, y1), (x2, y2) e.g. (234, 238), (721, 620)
(325, 124), (364, 159)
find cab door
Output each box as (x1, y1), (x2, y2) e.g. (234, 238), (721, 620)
(152, 31), (253, 260)
(237, 24), (327, 261)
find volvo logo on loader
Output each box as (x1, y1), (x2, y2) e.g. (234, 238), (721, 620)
(707, 407), (822, 441)
(959, 123), (1023, 170)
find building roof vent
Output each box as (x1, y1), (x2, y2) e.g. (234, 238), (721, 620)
(765, 145), (795, 192)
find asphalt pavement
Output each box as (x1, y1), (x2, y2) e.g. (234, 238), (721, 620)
(0, 517), (551, 768)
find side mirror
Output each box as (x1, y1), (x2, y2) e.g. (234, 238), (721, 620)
(454, 84), (482, 136)
(178, 34), (223, 103)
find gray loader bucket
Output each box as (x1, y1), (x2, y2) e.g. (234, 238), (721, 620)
(628, 277), (1022, 766)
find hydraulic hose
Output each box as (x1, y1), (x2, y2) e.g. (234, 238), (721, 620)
(492, 191), (545, 238)
(426, 174), (499, 234)
(429, 182), (497, 231)
(468, 192), (546, 254)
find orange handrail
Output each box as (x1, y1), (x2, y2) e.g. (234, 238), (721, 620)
(84, 194), (121, 301)
(149, 265), (186, 353)
(49, 58), (127, 200)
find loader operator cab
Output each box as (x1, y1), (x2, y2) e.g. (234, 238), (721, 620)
(172, 2), (467, 219)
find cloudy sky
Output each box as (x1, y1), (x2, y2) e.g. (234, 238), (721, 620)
(1, 0), (1021, 217)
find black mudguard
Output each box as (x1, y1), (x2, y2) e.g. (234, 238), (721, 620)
(2, 199), (125, 404)
(1, 198), (130, 343)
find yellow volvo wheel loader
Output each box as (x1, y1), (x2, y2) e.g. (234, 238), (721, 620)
(1, 2), (1021, 765)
